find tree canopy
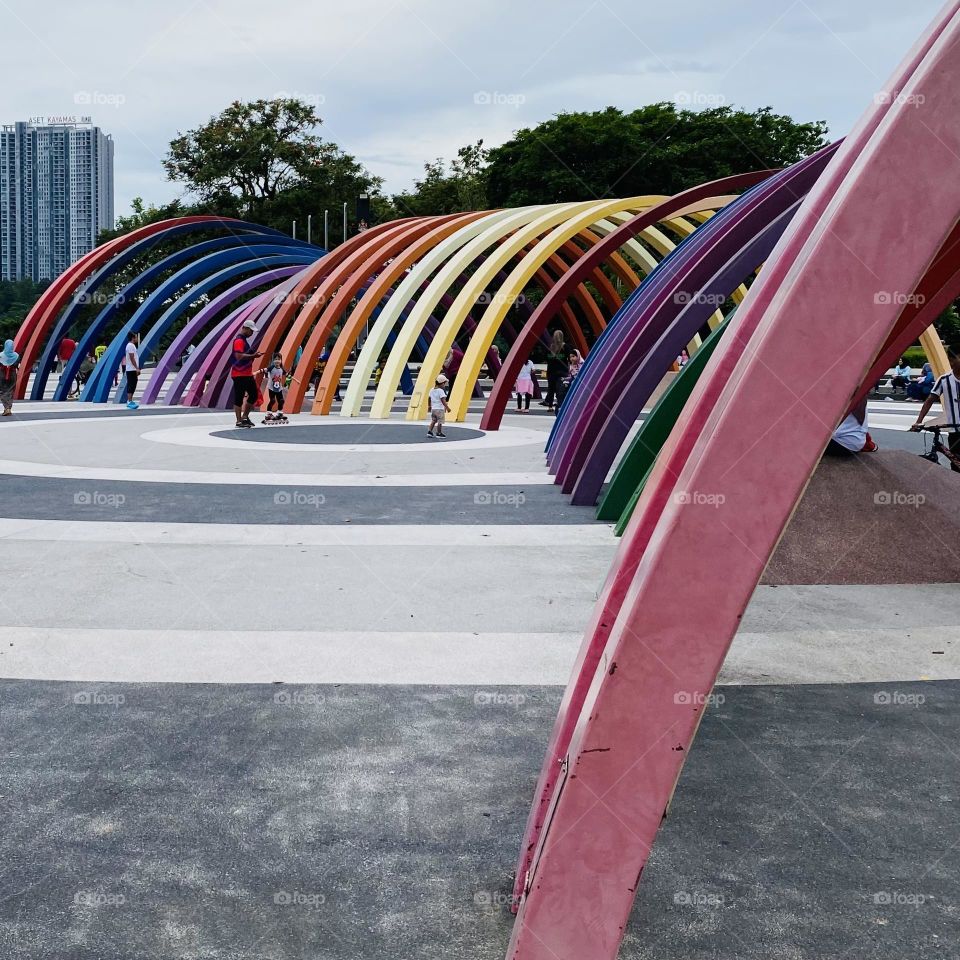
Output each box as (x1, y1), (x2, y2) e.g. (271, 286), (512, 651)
(161, 98), (385, 233)
(484, 103), (828, 206)
(0, 277), (51, 344)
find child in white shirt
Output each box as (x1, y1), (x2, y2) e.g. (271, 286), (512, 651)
(428, 374), (451, 438)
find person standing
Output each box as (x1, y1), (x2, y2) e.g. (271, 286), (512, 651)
(122, 333), (141, 410)
(443, 345), (464, 395)
(910, 345), (960, 472)
(57, 336), (76, 375)
(541, 330), (567, 409)
(427, 374), (450, 438)
(263, 353), (288, 423)
(515, 357), (536, 413)
(231, 320), (262, 428)
(0, 340), (20, 416)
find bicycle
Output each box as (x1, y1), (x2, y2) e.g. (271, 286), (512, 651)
(913, 422), (960, 469)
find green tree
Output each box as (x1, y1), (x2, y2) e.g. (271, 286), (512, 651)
(393, 140), (489, 216)
(98, 196), (192, 244)
(484, 104), (828, 206)
(0, 277), (51, 343)
(936, 304), (960, 347)
(162, 98), (384, 235)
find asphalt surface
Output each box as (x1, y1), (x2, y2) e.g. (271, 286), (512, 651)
(0, 474), (597, 525)
(0, 679), (955, 960)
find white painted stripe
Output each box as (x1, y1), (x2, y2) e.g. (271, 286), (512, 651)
(0, 519), (613, 546)
(0, 628), (583, 685)
(2, 625), (956, 686)
(868, 413), (927, 431)
(721, 627), (960, 685)
(0, 459), (553, 486)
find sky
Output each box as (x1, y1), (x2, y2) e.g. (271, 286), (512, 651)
(0, 0), (947, 216)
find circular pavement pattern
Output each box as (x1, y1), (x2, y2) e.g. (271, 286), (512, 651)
(210, 422), (486, 444)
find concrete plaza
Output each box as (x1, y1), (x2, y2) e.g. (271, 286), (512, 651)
(0, 396), (957, 959)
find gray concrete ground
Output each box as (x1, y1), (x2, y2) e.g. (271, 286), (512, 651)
(0, 680), (956, 960)
(0, 401), (956, 959)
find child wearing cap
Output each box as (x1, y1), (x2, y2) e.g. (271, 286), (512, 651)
(427, 374), (451, 438)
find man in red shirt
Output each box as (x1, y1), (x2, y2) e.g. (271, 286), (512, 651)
(231, 319), (262, 428)
(58, 337), (77, 374)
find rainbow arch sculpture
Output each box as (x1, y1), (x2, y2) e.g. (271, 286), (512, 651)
(10, 6), (960, 957)
(14, 217), (326, 403)
(15, 200), (744, 409)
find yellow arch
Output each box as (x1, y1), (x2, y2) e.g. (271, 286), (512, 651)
(405, 197), (663, 421)
(369, 203), (578, 418)
(444, 197), (748, 421)
(340, 207), (524, 417)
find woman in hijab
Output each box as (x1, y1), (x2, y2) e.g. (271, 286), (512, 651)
(0, 340), (20, 416)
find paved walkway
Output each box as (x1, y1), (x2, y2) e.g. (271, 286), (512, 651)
(0, 399), (957, 959)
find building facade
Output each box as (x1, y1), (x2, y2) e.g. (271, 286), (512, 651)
(0, 117), (114, 281)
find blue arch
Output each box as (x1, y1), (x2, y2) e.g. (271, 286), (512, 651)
(81, 245), (324, 402)
(107, 253), (321, 404)
(43, 232), (316, 400)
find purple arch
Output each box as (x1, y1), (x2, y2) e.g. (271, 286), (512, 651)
(142, 266), (305, 404)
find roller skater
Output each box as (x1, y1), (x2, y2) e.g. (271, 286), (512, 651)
(263, 353), (289, 424)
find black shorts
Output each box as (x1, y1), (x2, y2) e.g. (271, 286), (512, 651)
(125, 370), (139, 395)
(232, 375), (257, 405)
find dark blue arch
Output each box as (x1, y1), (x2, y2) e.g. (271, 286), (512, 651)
(80, 245), (324, 402)
(106, 252), (322, 403)
(42, 233), (314, 400)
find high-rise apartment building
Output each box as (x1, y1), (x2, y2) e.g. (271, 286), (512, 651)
(0, 116), (114, 281)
